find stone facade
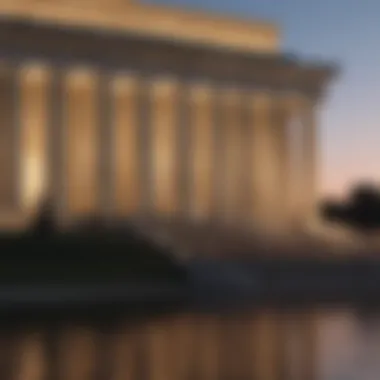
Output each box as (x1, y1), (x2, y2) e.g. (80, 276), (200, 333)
(0, 2), (337, 238)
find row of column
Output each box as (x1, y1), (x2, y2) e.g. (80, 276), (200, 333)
(0, 62), (317, 232)
(0, 65), (19, 212)
(2, 311), (319, 380)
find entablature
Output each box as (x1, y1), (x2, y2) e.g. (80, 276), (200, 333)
(0, 19), (338, 100)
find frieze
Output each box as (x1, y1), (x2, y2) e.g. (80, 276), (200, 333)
(0, 19), (338, 99)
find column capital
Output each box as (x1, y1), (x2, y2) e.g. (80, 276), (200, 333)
(20, 63), (51, 84)
(151, 77), (178, 96)
(250, 91), (273, 107)
(189, 83), (214, 102)
(66, 67), (96, 87)
(272, 94), (317, 124)
(111, 73), (139, 93)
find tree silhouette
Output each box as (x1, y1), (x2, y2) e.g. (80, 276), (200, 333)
(321, 183), (380, 235)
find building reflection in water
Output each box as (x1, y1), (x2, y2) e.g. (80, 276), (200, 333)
(7, 308), (380, 380)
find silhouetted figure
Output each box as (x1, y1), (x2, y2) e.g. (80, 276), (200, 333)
(321, 182), (380, 237)
(32, 198), (56, 236)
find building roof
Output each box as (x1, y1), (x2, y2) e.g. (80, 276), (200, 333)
(0, 1), (279, 53)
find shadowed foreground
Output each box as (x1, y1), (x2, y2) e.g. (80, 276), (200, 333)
(1, 213), (380, 380)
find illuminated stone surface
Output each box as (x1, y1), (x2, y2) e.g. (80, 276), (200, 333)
(0, 0), (337, 242)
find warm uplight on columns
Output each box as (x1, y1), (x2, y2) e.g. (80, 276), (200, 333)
(272, 95), (293, 229)
(19, 63), (50, 212)
(189, 84), (214, 221)
(220, 88), (242, 223)
(150, 78), (178, 217)
(250, 92), (277, 230)
(285, 94), (317, 229)
(64, 68), (99, 218)
(301, 97), (318, 225)
(284, 95), (305, 228)
(112, 75), (140, 216)
(0, 64), (17, 210)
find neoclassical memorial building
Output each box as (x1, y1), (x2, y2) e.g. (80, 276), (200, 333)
(0, 0), (337, 241)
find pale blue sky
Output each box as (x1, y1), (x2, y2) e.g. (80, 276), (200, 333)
(147, 0), (380, 198)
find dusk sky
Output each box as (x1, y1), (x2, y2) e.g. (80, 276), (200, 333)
(148, 0), (379, 199)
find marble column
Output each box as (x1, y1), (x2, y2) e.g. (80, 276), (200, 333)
(188, 84), (214, 221)
(220, 88), (242, 224)
(301, 98), (318, 225)
(272, 96), (294, 230)
(98, 72), (113, 220)
(240, 92), (255, 227)
(64, 68), (99, 220)
(211, 88), (225, 222)
(19, 63), (50, 213)
(137, 78), (152, 219)
(150, 78), (178, 218)
(282, 95), (307, 230)
(176, 85), (191, 219)
(0, 63), (19, 212)
(48, 68), (65, 224)
(112, 74), (140, 217)
(250, 92), (278, 232)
